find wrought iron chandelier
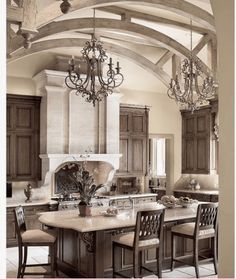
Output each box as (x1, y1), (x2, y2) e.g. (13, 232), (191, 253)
(167, 19), (217, 112)
(65, 9), (124, 106)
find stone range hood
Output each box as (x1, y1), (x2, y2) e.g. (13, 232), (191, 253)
(33, 65), (122, 196)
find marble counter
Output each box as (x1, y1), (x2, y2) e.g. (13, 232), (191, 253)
(7, 199), (57, 208)
(174, 189), (219, 195)
(38, 202), (198, 233)
(103, 193), (157, 199)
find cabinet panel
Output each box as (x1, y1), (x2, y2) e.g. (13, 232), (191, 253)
(7, 105), (13, 129)
(16, 105), (34, 130)
(132, 114), (145, 134)
(196, 137), (209, 172)
(16, 134), (33, 177)
(185, 117), (195, 135)
(7, 134), (14, 177)
(132, 138), (145, 172)
(185, 138), (195, 171)
(120, 114), (129, 133)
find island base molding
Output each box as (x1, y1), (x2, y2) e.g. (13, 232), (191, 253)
(55, 222), (213, 278)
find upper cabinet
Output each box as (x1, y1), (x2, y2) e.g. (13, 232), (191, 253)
(119, 105), (149, 175)
(181, 100), (218, 174)
(7, 94), (41, 181)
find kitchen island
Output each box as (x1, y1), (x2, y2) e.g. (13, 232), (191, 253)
(39, 203), (210, 278)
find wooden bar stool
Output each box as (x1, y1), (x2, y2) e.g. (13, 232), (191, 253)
(14, 206), (58, 278)
(112, 208), (165, 278)
(171, 203), (218, 278)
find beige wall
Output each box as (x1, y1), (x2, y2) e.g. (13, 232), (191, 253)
(211, 0), (235, 277)
(7, 76), (35, 95)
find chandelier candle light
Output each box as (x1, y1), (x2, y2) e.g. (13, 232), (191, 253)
(65, 9), (124, 106)
(167, 19), (217, 112)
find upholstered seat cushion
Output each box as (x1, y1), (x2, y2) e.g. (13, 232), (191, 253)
(171, 222), (215, 236)
(21, 229), (56, 243)
(113, 232), (160, 248)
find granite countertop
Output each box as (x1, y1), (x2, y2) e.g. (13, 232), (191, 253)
(106, 193), (157, 199)
(38, 202), (199, 233)
(7, 199), (58, 208)
(174, 189), (219, 195)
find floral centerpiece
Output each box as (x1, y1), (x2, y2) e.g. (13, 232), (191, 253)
(65, 162), (104, 216)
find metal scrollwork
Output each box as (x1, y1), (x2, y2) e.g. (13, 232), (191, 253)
(80, 232), (95, 253)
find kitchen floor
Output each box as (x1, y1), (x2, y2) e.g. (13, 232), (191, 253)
(7, 247), (217, 278)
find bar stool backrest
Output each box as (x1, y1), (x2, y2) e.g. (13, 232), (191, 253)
(14, 206), (27, 243)
(195, 203), (218, 235)
(134, 209), (165, 247)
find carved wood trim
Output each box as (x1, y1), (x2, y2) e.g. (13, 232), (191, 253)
(80, 232), (96, 253)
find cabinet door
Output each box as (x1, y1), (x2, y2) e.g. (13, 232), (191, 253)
(7, 95), (41, 181)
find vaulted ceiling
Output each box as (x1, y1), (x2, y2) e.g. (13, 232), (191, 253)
(7, 0), (216, 93)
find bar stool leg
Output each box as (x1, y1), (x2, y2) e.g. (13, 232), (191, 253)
(54, 241), (59, 277)
(157, 245), (163, 278)
(133, 250), (139, 278)
(112, 243), (116, 278)
(138, 251), (142, 275)
(171, 233), (175, 271)
(213, 237), (218, 274)
(193, 239), (199, 278)
(21, 246), (28, 278)
(50, 245), (56, 278)
(17, 245), (23, 278)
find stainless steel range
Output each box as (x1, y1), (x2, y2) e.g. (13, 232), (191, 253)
(56, 196), (110, 211)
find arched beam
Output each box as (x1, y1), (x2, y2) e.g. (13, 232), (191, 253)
(7, 38), (171, 87)
(10, 18), (212, 75)
(97, 6), (216, 36)
(36, 0), (215, 31)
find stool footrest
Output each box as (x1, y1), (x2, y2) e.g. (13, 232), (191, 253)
(22, 272), (52, 276)
(24, 263), (50, 267)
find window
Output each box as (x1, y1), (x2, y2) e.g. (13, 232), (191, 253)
(150, 138), (166, 177)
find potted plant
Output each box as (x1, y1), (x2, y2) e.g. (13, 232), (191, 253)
(67, 163), (104, 217)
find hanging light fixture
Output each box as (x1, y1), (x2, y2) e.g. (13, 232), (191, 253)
(65, 9), (124, 106)
(167, 19), (217, 112)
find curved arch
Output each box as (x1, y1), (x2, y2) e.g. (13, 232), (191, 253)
(36, 0), (215, 31)
(10, 18), (211, 75)
(8, 38), (171, 87)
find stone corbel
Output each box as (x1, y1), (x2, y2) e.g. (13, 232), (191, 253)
(80, 232), (96, 253)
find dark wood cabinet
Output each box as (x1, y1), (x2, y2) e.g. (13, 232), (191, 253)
(173, 191), (219, 202)
(182, 107), (211, 174)
(119, 105), (149, 175)
(7, 204), (56, 247)
(7, 94), (41, 181)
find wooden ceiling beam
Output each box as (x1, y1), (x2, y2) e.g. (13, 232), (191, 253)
(7, 5), (23, 23)
(8, 38), (171, 87)
(36, 0), (215, 32)
(192, 33), (211, 55)
(156, 50), (173, 67)
(97, 6), (215, 36)
(10, 18), (210, 75)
